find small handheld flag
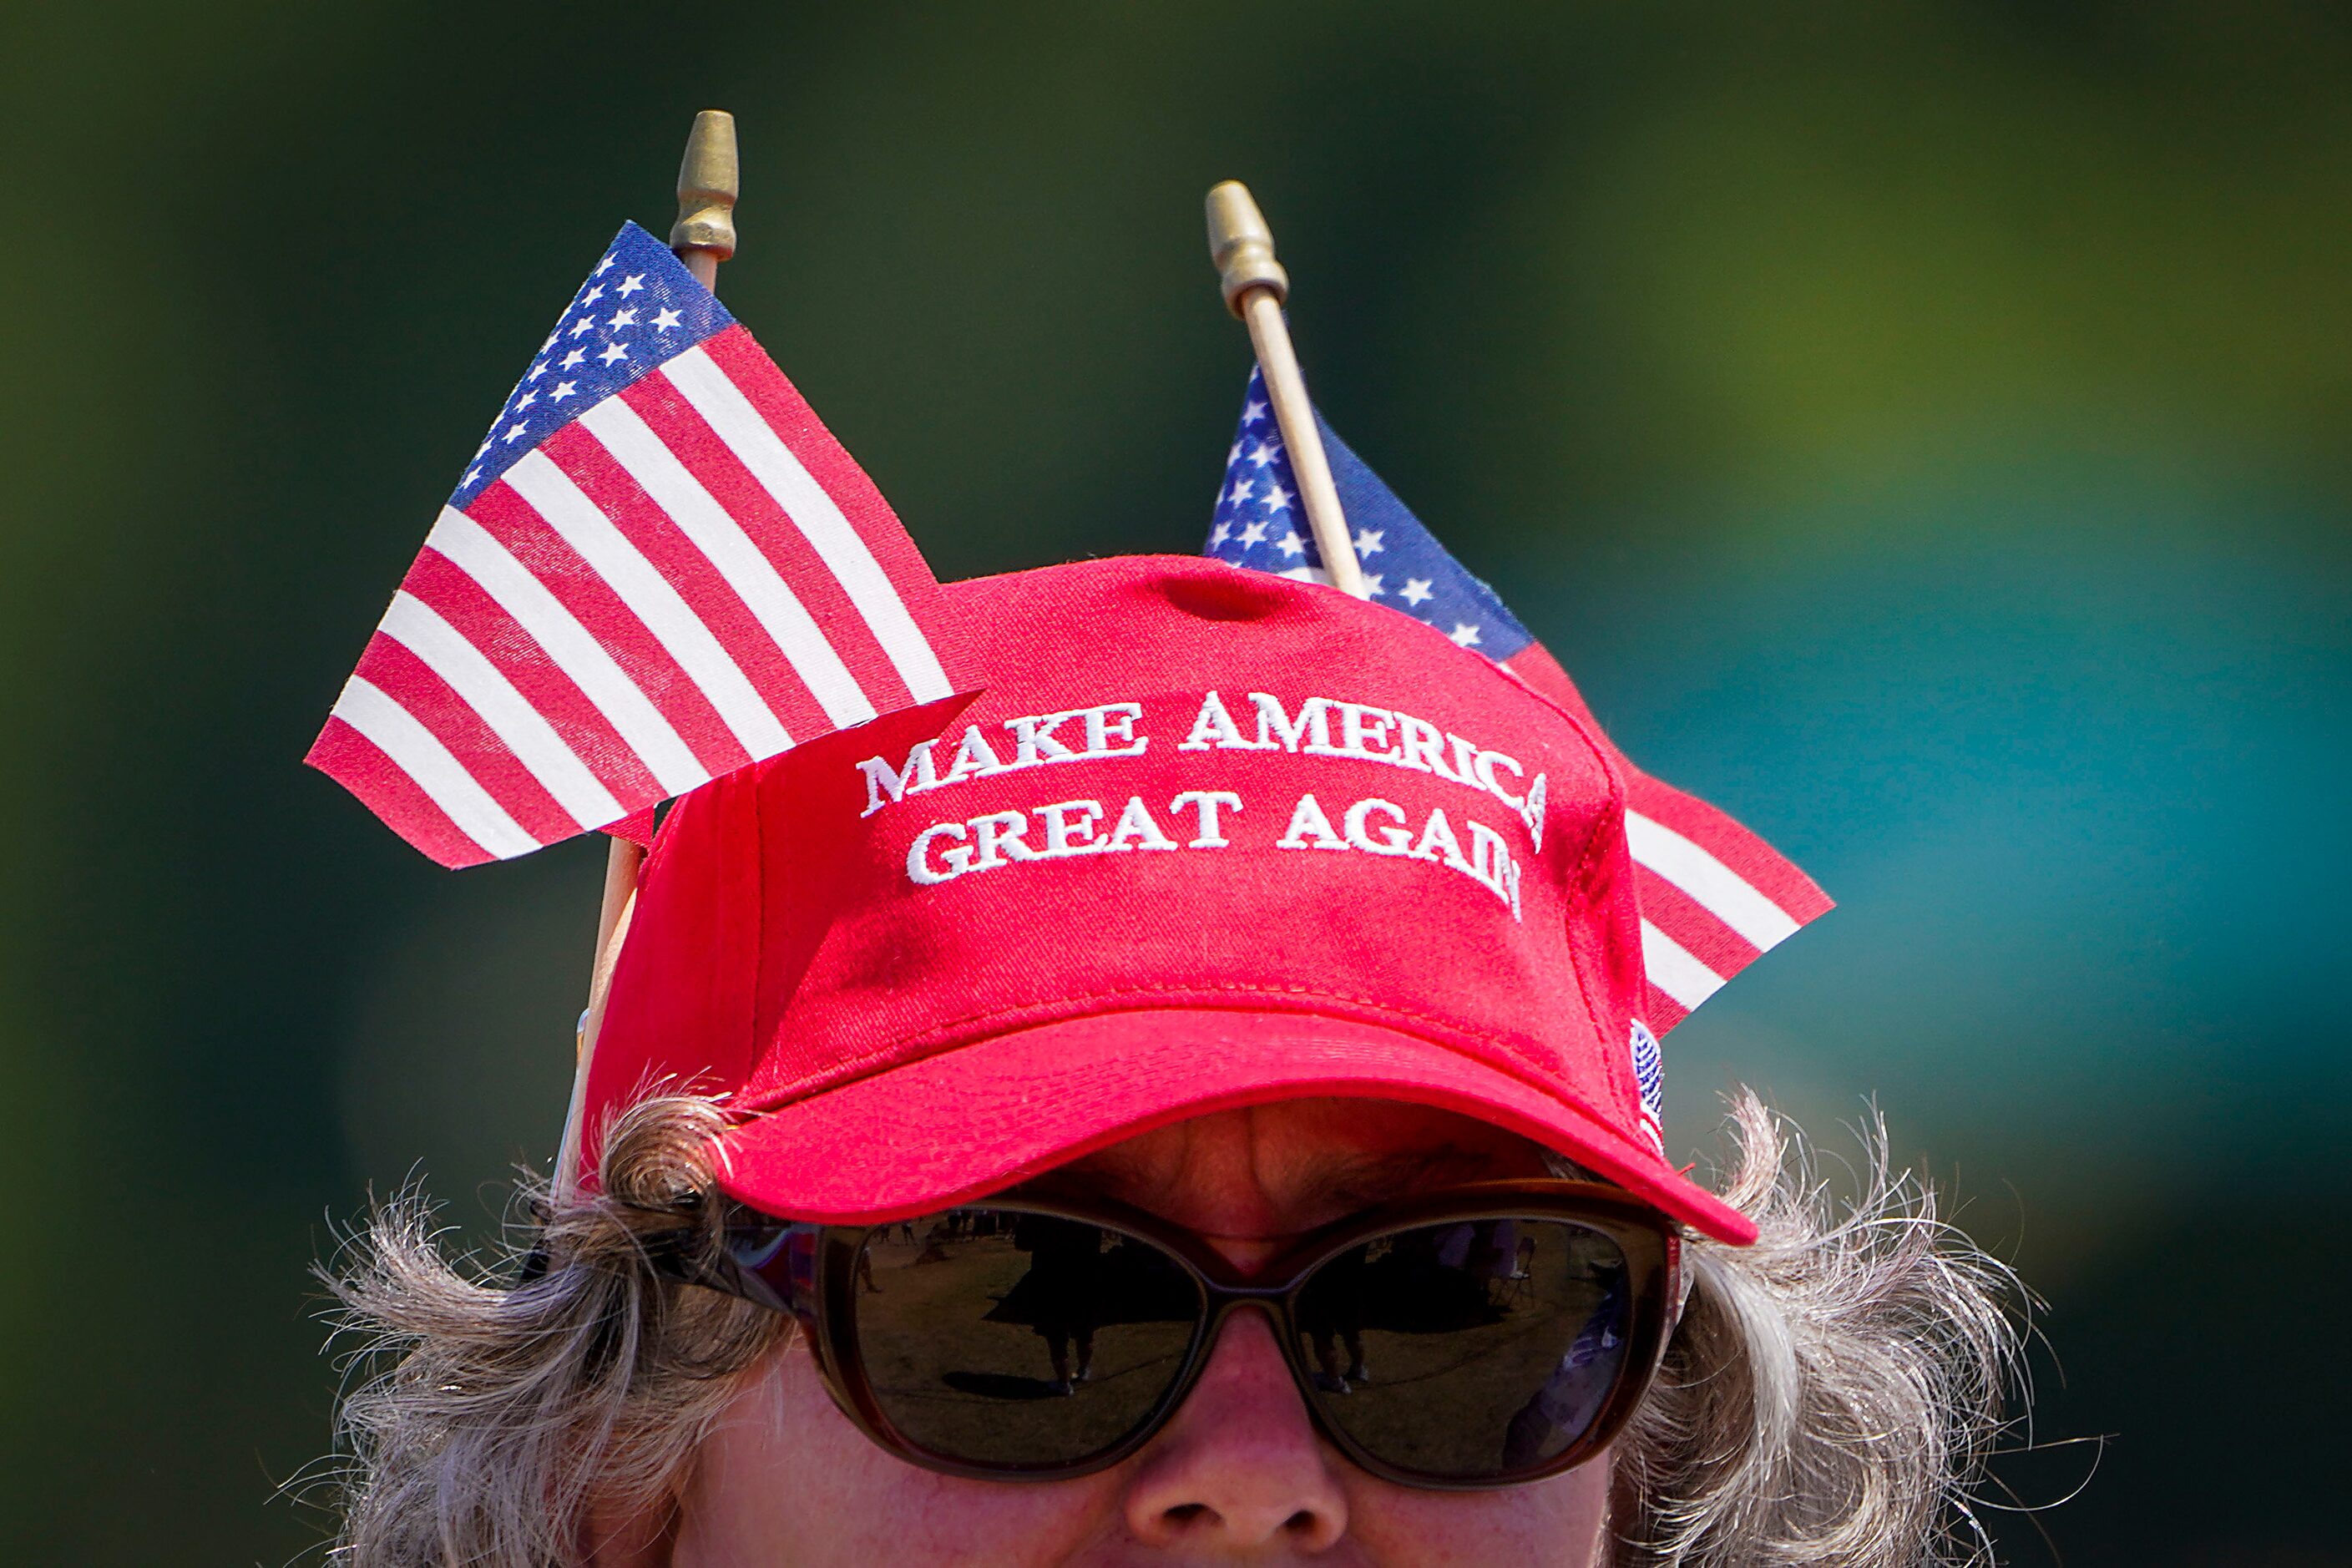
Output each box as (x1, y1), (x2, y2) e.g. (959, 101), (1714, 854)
(309, 220), (971, 867)
(1206, 367), (1832, 1033)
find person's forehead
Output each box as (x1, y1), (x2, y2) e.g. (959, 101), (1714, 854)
(1043, 1097), (1555, 1234)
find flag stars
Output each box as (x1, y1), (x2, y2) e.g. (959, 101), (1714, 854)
(447, 238), (736, 511)
(1206, 369), (1531, 667)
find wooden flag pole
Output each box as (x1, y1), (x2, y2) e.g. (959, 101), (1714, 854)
(551, 109), (740, 1199)
(1204, 181), (1369, 600)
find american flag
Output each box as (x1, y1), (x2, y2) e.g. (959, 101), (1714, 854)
(1206, 367), (1831, 1033)
(310, 222), (971, 867)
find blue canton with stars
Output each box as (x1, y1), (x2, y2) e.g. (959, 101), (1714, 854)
(449, 221), (736, 508)
(1204, 367), (1535, 660)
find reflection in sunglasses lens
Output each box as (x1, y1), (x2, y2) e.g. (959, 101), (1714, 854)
(852, 1211), (1201, 1468)
(1294, 1219), (1633, 1479)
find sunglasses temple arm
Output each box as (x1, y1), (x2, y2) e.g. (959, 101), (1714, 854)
(654, 1222), (824, 1320)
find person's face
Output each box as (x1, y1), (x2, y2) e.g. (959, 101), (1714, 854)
(619, 1099), (1621, 1566)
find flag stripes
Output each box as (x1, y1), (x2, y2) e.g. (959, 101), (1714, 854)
(1491, 645), (1829, 1033)
(326, 676), (539, 861)
(396, 545), (670, 806)
(503, 448), (792, 759)
(1638, 919), (1729, 1015)
(674, 337), (956, 705)
(346, 633), (577, 842)
(574, 396), (874, 728)
(422, 502), (709, 792)
(372, 592), (625, 829)
(1621, 784), (1828, 1030)
(1207, 368), (1830, 1036)
(542, 417), (837, 748)
(312, 300), (969, 867)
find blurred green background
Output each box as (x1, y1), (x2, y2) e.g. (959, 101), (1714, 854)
(4, 2), (2347, 1560)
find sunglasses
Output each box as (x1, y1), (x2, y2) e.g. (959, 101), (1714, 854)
(663, 1180), (1678, 1490)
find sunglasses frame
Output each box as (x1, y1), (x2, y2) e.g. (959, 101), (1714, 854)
(667, 1179), (1678, 1491)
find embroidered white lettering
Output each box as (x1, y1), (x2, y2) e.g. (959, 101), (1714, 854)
(1249, 692), (1333, 752)
(1465, 818), (1513, 898)
(908, 820), (971, 884)
(1105, 794), (1178, 851)
(872, 690), (1550, 869)
(896, 782), (1523, 920)
(1083, 702), (1147, 757)
(969, 809), (1039, 870)
(1393, 713), (1453, 778)
(1170, 790), (1243, 847)
(1006, 710), (1083, 766)
(858, 740), (941, 817)
(1277, 792), (1348, 850)
(1447, 734), (1485, 791)
(1326, 701), (1402, 764)
(1413, 806), (1472, 873)
(1035, 798), (1108, 857)
(941, 725), (1008, 785)
(1178, 690), (1254, 751)
(1476, 749), (1526, 812)
(1343, 797), (1415, 856)
(1323, 797), (1525, 918)
(860, 701), (1151, 812)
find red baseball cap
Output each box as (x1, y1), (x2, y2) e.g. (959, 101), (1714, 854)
(581, 554), (1757, 1244)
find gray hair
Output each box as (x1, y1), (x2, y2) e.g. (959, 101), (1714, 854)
(1609, 1095), (2023, 1566)
(316, 1090), (2025, 1566)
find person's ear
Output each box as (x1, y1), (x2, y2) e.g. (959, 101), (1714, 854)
(582, 1495), (675, 1567)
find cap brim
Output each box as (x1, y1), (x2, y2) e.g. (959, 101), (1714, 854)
(716, 1009), (1757, 1245)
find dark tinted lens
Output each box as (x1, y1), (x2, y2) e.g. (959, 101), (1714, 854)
(1293, 1217), (1636, 1480)
(850, 1209), (1204, 1469)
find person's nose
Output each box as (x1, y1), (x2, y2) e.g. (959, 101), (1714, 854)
(1120, 1308), (1349, 1553)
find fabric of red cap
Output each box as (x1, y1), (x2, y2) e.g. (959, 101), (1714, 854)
(583, 554), (1758, 1244)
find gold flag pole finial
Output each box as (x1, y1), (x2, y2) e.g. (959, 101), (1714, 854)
(670, 109), (740, 283)
(1206, 180), (1288, 316)
(554, 110), (740, 1199)
(1203, 181), (1368, 599)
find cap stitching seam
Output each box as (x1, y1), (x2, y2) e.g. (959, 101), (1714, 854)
(1558, 810), (1632, 1117)
(741, 979), (1560, 1113)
